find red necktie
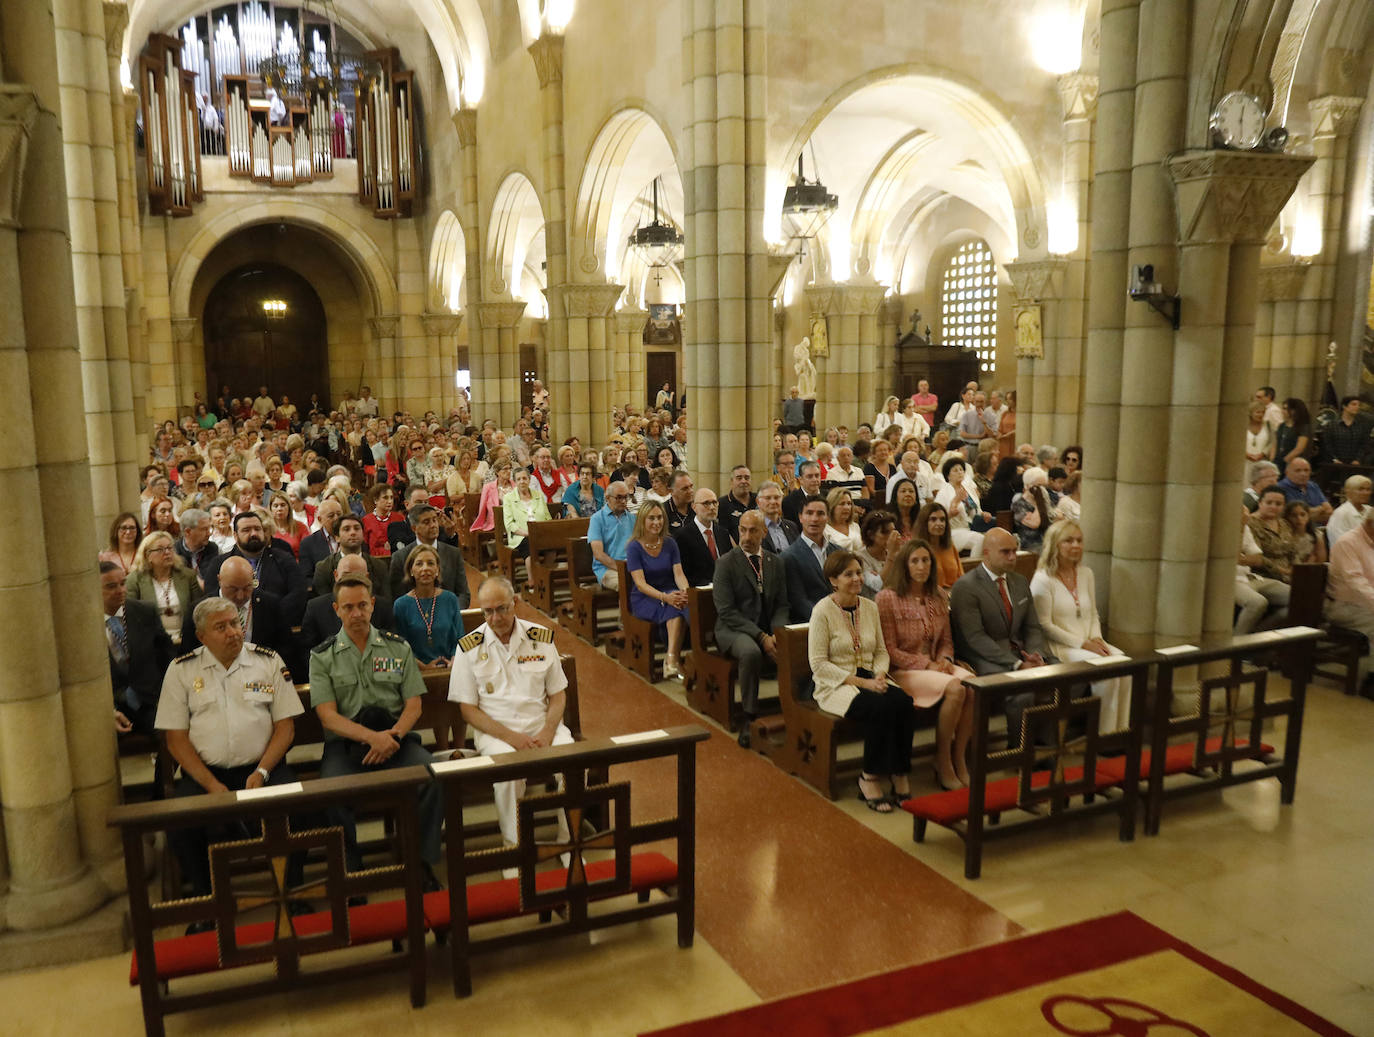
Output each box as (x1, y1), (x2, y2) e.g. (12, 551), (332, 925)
(705, 525), (717, 560)
(996, 575), (1013, 625)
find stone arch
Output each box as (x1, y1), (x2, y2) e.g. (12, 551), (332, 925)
(169, 198), (397, 321)
(571, 104), (685, 291)
(487, 170), (547, 308)
(777, 64), (1049, 263)
(427, 210), (468, 311)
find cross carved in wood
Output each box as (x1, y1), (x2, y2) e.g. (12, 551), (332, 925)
(795, 728), (819, 765)
(1194, 668), (1265, 768)
(513, 780), (631, 916)
(1003, 690), (1103, 811)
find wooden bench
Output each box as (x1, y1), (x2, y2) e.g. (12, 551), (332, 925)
(901, 655), (1150, 878)
(960, 550), (1038, 578)
(607, 559), (662, 682)
(681, 586), (739, 730)
(1288, 562), (1364, 695)
(457, 492), (490, 568)
(427, 725), (708, 996)
(1123, 627), (1318, 836)
(768, 623), (862, 798)
(524, 517), (589, 615)
(491, 505), (522, 585)
(559, 537), (619, 645)
(110, 766), (433, 1037)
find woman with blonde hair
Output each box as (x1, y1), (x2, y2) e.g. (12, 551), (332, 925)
(125, 531), (202, 646)
(823, 486), (862, 552)
(877, 538), (975, 789)
(626, 499), (690, 679)
(873, 395), (903, 440)
(1030, 520), (1129, 733)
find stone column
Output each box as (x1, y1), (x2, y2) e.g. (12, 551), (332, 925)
(1051, 72), (1097, 447)
(810, 284), (886, 433)
(452, 107), (482, 418)
(170, 316), (198, 405)
(108, 5), (147, 446)
(422, 312), (463, 419)
(0, 46), (114, 934)
(614, 307), (647, 411)
(1005, 259), (1067, 447)
(1255, 262), (1309, 392)
(682, 0), (772, 489)
(1081, 0), (1138, 622)
(529, 35), (570, 436)
(1299, 95), (1363, 403)
(1164, 151), (1312, 646)
(475, 301), (527, 423)
(368, 315), (399, 411)
(546, 284), (623, 446)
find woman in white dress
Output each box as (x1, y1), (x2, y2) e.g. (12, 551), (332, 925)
(873, 396), (903, 440)
(933, 455), (986, 560)
(1029, 520), (1129, 733)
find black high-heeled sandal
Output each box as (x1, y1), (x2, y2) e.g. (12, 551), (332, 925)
(857, 777), (894, 813)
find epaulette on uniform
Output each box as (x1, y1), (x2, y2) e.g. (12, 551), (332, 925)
(311, 635), (338, 654)
(527, 625), (555, 643)
(458, 630), (485, 653)
(379, 629), (407, 643)
(173, 650), (197, 664)
(250, 644), (277, 658)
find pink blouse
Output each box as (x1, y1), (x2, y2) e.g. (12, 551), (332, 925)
(875, 588), (954, 672)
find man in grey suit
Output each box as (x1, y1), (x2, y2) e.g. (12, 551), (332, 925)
(313, 514), (390, 601)
(782, 495), (837, 622)
(950, 527), (1060, 746)
(713, 511), (791, 748)
(388, 503), (471, 606)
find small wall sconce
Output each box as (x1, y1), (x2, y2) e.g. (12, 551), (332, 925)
(1128, 264), (1180, 330)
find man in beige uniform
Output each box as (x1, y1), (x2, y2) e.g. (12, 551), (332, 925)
(448, 577), (572, 849)
(156, 596), (304, 920)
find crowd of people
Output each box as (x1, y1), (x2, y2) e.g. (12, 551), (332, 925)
(105, 370), (1374, 871)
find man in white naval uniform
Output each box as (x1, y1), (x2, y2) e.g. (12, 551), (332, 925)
(447, 577), (573, 850)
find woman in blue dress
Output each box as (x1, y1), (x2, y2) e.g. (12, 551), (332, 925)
(393, 544), (464, 669)
(625, 499), (689, 679)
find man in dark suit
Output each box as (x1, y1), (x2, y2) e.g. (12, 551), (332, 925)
(300, 555), (396, 651)
(782, 495), (837, 622)
(713, 511), (790, 747)
(717, 465), (757, 544)
(388, 503), (470, 604)
(314, 514), (390, 601)
(950, 527), (1062, 745)
(663, 471), (695, 537)
(174, 508), (219, 577)
(675, 488), (735, 587)
(782, 462), (825, 526)
(102, 561), (173, 736)
(217, 555), (303, 681)
(204, 512), (309, 623)
(756, 483), (799, 554)
(297, 497), (344, 592)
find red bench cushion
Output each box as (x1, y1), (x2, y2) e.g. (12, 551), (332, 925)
(130, 898), (410, 984)
(423, 851), (678, 930)
(899, 765), (1118, 827)
(1096, 737), (1274, 783)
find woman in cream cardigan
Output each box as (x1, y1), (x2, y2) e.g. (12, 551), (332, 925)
(808, 550), (919, 812)
(1029, 520), (1129, 733)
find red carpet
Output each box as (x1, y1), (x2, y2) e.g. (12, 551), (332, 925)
(644, 911), (1353, 1036)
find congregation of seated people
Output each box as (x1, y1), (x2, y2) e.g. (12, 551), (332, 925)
(107, 374), (1374, 847)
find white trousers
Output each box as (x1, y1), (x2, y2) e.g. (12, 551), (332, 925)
(473, 723), (575, 846)
(951, 527), (984, 560)
(1058, 645), (1131, 733)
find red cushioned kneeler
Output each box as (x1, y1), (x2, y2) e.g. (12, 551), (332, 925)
(899, 764), (1121, 826)
(1095, 737), (1273, 783)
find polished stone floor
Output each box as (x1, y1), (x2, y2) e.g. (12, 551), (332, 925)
(5, 590), (1371, 1036)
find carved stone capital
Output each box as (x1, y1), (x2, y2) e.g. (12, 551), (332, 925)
(369, 315), (400, 338)
(1168, 150), (1315, 246)
(170, 317), (198, 345)
(1004, 258), (1067, 302)
(476, 301), (528, 329)
(615, 307), (647, 336)
(1058, 72), (1099, 121)
(451, 107), (477, 148)
(767, 247), (794, 297)
(421, 312), (463, 336)
(1308, 95), (1363, 139)
(103, 2), (129, 58)
(547, 282), (624, 319)
(0, 85), (40, 228)
(825, 285), (889, 316)
(528, 35), (564, 89)
(1258, 260), (1311, 301)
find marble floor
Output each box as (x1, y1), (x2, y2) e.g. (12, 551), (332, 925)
(5, 590), (1372, 1036)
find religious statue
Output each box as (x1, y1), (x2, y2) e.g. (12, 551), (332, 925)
(793, 337), (818, 400)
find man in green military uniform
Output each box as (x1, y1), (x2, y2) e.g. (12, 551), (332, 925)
(309, 571), (443, 886)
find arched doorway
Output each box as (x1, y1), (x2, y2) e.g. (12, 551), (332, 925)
(202, 264), (328, 408)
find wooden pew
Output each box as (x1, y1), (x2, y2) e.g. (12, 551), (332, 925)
(1121, 627), (1319, 836)
(681, 586), (739, 730)
(559, 537), (619, 645)
(771, 623), (862, 798)
(524, 517), (589, 615)
(458, 492), (490, 568)
(427, 725), (709, 996)
(607, 558), (661, 682)
(901, 655), (1150, 879)
(110, 767), (433, 1037)
(960, 551), (1038, 577)
(491, 504), (521, 584)
(1287, 562), (1364, 695)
